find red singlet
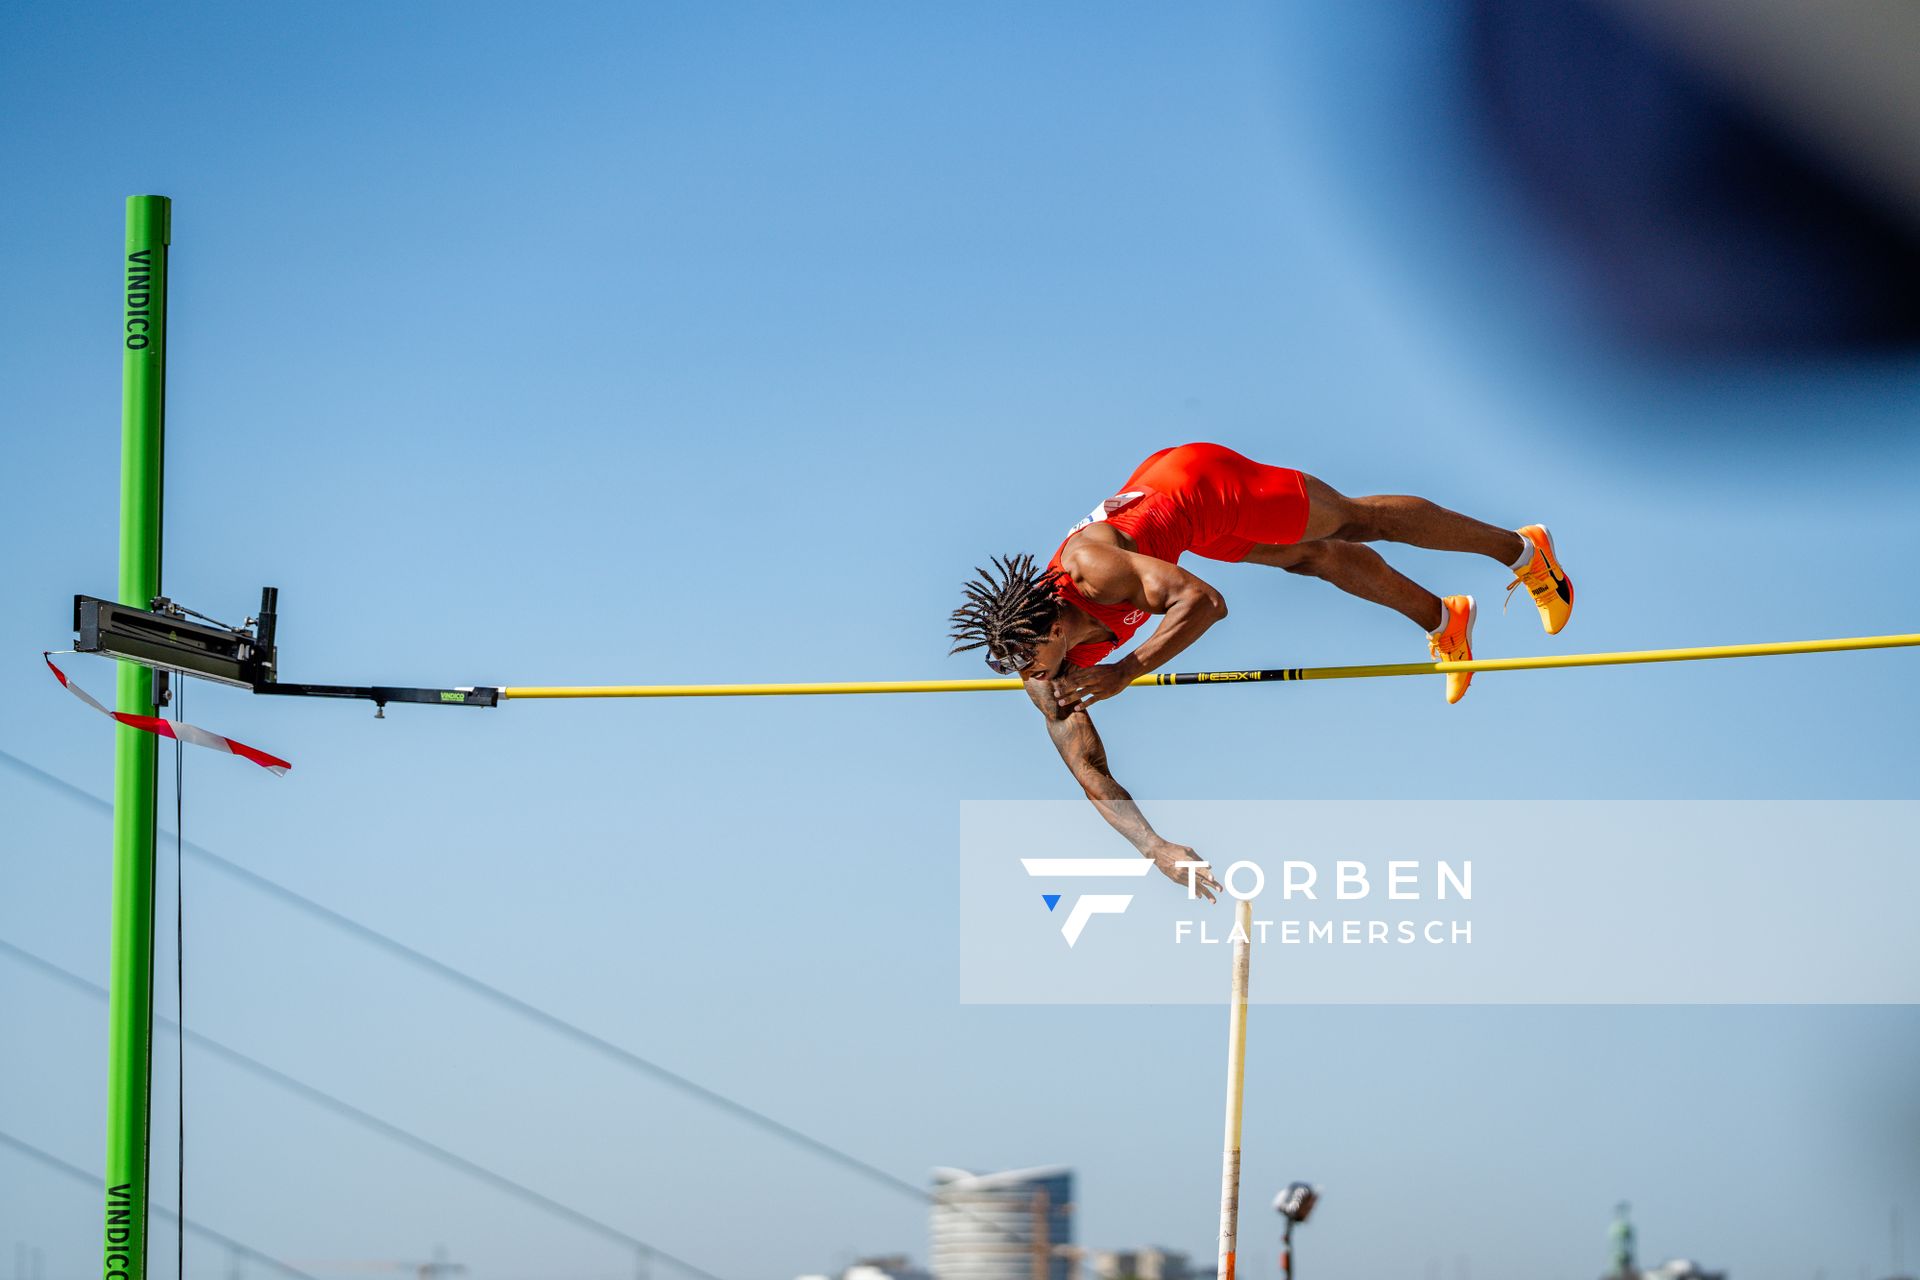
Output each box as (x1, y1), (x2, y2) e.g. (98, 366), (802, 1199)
(1048, 443), (1310, 668)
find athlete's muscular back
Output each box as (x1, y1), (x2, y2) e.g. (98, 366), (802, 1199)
(1044, 537), (1227, 711)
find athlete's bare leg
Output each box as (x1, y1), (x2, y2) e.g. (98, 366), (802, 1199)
(1295, 475), (1525, 565)
(1244, 540), (1445, 632)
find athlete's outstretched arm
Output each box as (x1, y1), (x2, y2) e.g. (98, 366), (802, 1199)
(1024, 679), (1221, 902)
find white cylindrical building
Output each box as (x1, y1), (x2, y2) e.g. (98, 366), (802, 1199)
(929, 1166), (1073, 1280)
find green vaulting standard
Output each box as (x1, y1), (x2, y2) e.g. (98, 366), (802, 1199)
(106, 194), (169, 1280)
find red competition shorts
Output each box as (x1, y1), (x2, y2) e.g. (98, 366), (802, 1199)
(1117, 442), (1311, 563)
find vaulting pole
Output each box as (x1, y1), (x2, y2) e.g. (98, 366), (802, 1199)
(1217, 896), (1253, 1280)
(496, 632), (1920, 700)
(105, 194), (169, 1280)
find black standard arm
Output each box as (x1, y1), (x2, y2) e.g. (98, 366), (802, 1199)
(253, 681), (500, 710)
(244, 584), (498, 712)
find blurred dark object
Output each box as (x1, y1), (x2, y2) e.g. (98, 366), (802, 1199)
(1272, 1182), (1317, 1224)
(1272, 1183), (1317, 1280)
(1466, 0), (1920, 353)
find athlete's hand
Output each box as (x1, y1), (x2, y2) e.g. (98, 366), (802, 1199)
(1051, 658), (1142, 711)
(1146, 840), (1220, 902)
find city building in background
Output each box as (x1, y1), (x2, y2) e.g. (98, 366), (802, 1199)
(1602, 1203), (1726, 1280)
(1605, 1201), (1639, 1280)
(796, 1255), (935, 1280)
(1087, 1246), (1191, 1280)
(930, 1167), (1074, 1280)
(1641, 1261), (1727, 1280)
(845, 1256), (934, 1280)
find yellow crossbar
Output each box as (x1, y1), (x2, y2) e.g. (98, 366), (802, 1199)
(498, 632), (1920, 700)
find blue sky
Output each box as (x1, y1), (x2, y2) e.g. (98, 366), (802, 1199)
(4, 5), (1918, 1280)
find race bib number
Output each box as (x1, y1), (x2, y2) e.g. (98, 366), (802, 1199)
(1066, 490), (1147, 537)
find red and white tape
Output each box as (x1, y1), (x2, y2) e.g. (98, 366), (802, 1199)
(44, 654), (291, 775)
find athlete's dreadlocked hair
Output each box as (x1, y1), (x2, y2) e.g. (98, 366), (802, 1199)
(948, 553), (1061, 667)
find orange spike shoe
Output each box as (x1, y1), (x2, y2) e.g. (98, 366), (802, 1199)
(1508, 525), (1573, 635)
(1428, 594), (1477, 704)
